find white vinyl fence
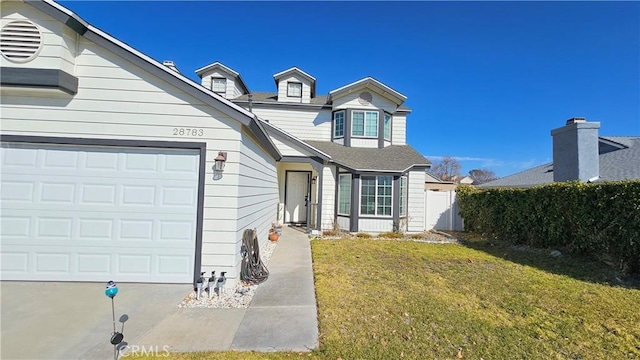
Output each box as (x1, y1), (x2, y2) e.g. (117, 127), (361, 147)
(424, 190), (464, 231)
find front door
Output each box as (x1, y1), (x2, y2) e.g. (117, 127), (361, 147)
(285, 171), (310, 224)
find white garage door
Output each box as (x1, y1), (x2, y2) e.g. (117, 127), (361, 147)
(1, 142), (200, 283)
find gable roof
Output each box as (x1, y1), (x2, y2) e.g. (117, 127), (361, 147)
(328, 77), (407, 105)
(273, 67), (316, 98)
(232, 92), (411, 112)
(305, 140), (430, 173)
(24, 0), (279, 160)
(194, 61), (250, 94)
(480, 136), (640, 188)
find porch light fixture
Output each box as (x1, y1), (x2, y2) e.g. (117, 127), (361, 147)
(213, 152), (227, 179)
(311, 176), (317, 184)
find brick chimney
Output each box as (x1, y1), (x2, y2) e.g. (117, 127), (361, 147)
(550, 117), (600, 182)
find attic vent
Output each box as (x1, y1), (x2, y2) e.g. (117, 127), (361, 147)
(1, 20), (43, 63)
(358, 91), (372, 105)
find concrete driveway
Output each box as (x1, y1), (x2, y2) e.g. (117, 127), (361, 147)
(0, 282), (207, 360)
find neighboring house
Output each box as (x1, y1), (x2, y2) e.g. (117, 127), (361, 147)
(197, 64), (430, 234)
(481, 118), (640, 188)
(0, 0), (430, 286)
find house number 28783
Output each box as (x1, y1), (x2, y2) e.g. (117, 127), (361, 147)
(172, 128), (204, 137)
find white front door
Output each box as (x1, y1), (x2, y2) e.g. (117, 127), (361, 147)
(0, 142), (200, 283)
(285, 171), (310, 224)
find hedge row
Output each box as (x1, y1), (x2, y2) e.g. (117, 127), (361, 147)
(457, 181), (640, 273)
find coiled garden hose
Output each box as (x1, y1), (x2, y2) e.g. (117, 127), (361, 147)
(240, 228), (269, 285)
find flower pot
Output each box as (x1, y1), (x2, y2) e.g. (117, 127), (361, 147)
(268, 231), (280, 242)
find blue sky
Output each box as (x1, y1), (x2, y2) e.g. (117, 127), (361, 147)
(59, 1), (639, 177)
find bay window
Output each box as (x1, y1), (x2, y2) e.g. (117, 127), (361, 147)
(337, 174), (351, 215)
(399, 176), (408, 217)
(334, 111), (345, 138)
(352, 111), (378, 138)
(384, 113), (391, 141)
(360, 175), (392, 216)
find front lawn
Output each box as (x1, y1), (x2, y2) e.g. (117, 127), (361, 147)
(138, 236), (640, 359)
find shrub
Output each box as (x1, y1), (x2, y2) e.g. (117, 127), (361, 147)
(354, 232), (372, 238)
(457, 181), (640, 273)
(377, 232), (403, 239)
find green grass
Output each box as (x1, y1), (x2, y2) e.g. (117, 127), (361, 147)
(134, 235), (640, 360)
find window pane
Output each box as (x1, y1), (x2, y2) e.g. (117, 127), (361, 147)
(352, 112), (364, 137)
(288, 82), (302, 97)
(377, 176), (392, 216)
(384, 114), (391, 141)
(338, 174), (351, 215)
(334, 111), (345, 138)
(400, 176), (407, 217)
(360, 176), (376, 215)
(212, 78), (226, 92)
(365, 112), (378, 137)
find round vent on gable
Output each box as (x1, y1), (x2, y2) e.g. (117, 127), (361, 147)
(1, 20), (43, 63)
(358, 91), (373, 105)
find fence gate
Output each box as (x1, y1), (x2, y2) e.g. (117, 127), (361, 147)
(424, 190), (463, 231)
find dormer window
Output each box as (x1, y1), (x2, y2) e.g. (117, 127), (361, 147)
(211, 77), (226, 93)
(352, 111), (378, 138)
(333, 111), (345, 138)
(287, 82), (302, 97)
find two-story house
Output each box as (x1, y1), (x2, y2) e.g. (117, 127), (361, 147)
(0, 0), (429, 287)
(196, 63), (430, 234)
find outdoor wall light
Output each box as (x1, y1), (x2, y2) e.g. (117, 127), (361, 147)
(311, 176), (317, 184)
(213, 151), (227, 180)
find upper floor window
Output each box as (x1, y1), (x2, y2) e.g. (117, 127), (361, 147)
(211, 78), (226, 93)
(287, 82), (302, 97)
(360, 175), (392, 216)
(384, 113), (392, 141)
(334, 111), (345, 138)
(352, 111), (378, 138)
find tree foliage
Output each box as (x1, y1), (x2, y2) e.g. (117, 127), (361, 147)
(431, 156), (461, 181)
(469, 168), (498, 184)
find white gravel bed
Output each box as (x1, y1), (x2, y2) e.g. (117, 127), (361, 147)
(178, 239), (278, 309)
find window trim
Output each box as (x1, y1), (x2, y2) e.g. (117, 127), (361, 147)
(337, 173), (351, 216)
(211, 77), (227, 94)
(333, 110), (345, 139)
(287, 81), (303, 98)
(359, 175), (393, 217)
(351, 110), (379, 138)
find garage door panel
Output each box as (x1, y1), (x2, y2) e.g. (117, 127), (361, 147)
(0, 143), (199, 283)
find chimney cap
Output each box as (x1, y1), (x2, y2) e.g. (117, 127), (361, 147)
(566, 117), (586, 125)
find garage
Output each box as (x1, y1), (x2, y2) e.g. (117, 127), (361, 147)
(0, 138), (204, 283)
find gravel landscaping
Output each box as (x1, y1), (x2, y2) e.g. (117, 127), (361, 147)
(178, 239), (278, 309)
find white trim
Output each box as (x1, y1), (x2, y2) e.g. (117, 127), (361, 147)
(351, 110), (379, 138)
(273, 67), (316, 82)
(359, 175), (393, 217)
(328, 77), (407, 104)
(333, 110), (345, 139)
(195, 61), (239, 77)
(337, 173), (351, 216)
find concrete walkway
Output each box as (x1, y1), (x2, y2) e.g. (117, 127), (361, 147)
(135, 225), (319, 354)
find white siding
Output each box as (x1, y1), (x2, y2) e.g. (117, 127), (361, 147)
(332, 90), (398, 114)
(358, 219), (394, 233)
(392, 114), (407, 145)
(336, 216), (350, 231)
(350, 138), (379, 148)
(1, 3), (77, 75)
(200, 70), (240, 99)
(407, 170), (426, 232)
(277, 75), (312, 104)
(320, 166), (336, 230)
(0, 14), (274, 286)
(252, 107), (331, 141)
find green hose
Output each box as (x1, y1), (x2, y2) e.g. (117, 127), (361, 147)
(240, 228), (269, 285)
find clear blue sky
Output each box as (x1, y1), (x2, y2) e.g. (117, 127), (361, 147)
(59, 1), (639, 178)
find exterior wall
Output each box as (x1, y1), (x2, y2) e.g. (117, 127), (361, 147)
(269, 135), (308, 157)
(233, 128), (279, 275)
(336, 216), (350, 231)
(1, 3), (77, 75)
(277, 74), (312, 104)
(358, 219), (394, 233)
(350, 138), (378, 148)
(0, 13), (268, 286)
(332, 90), (398, 114)
(251, 106), (331, 141)
(320, 165), (336, 230)
(200, 70), (242, 99)
(407, 169), (426, 232)
(391, 114), (407, 145)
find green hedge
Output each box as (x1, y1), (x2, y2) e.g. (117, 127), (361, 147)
(457, 181), (640, 273)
